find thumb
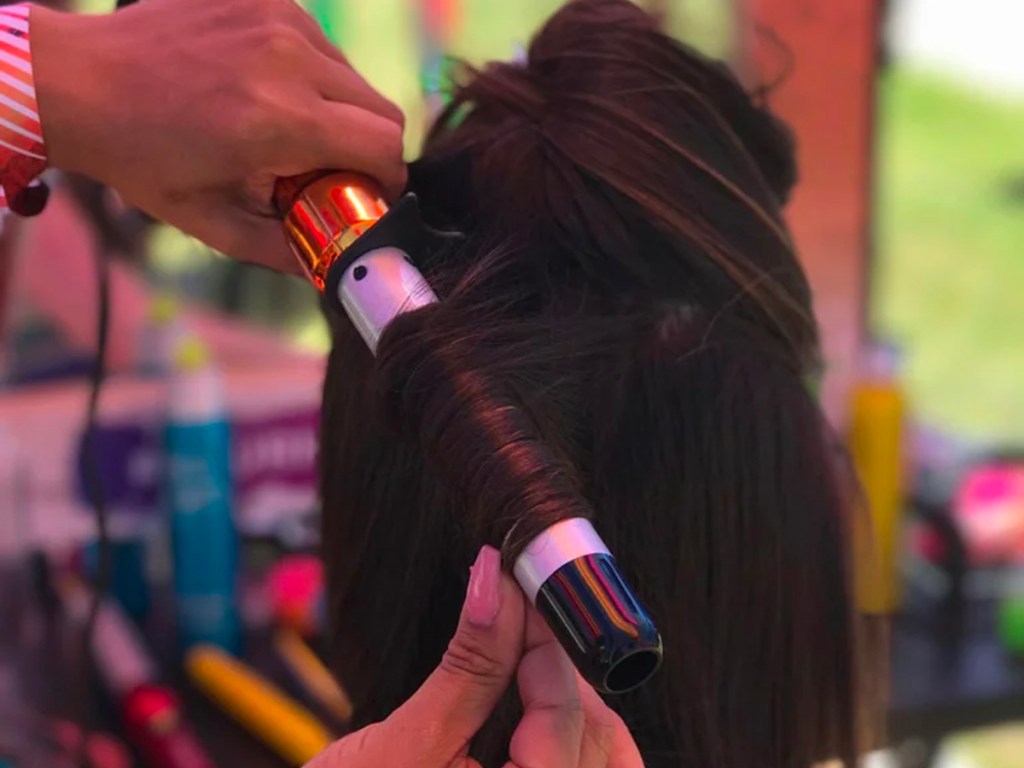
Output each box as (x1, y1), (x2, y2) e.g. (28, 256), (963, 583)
(352, 546), (526, 767)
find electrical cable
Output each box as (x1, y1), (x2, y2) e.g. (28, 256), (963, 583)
(75, 10), (133, 767)
(76, 202), (112, 768)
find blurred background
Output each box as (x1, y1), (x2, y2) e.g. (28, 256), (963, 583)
(1, 1), (1023, 767)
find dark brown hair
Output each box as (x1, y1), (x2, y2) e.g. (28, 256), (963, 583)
(319, 1), (876, 765)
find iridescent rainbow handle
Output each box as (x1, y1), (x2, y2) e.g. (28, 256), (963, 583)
(517, 518), (662, 693)
(273, 173), (662, 693)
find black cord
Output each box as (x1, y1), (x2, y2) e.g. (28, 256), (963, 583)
(77, 233), (111, 768)
(72, 3), (138, 764)
(73, 10), (138, 763)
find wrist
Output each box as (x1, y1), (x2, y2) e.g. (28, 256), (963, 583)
(32, 6), (113, 180)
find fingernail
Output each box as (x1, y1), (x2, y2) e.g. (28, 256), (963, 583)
(465, 546), (502, 628)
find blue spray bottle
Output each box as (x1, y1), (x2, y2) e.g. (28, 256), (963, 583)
(165, 337), (240, 654)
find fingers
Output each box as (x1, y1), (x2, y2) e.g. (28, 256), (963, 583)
(306, 102), (407, 198)
(283, 0), (351, 65)
(504, 610), (585, 768)
(300, 560), (646, 768)
(505, 613), (646, 768)
(263, 0), (407, 198)
(577, 675), (646, 768)
(354, 546), (527, 767)
(313, 54), (406, 128)
(281, 0), (405, 127)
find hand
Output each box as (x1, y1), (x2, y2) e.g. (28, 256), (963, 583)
(306, 546), (645, 768)
(31, 0), (406, 273)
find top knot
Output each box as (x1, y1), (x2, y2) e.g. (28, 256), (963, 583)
(416, 0), (814, 366)
(460, 59), (548, 126)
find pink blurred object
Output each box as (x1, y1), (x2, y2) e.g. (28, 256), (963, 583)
(911, 526), (947, 562)
(423, 0), (460, 41)
(267, 555), (323, 636)
(51, 719), (132, 768)
(954, 464), (1024, 564)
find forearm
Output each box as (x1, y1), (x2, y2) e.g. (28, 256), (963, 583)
(31, 4), (125, 183)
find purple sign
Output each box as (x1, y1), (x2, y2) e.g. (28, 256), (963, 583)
(74, 407), (320, 523)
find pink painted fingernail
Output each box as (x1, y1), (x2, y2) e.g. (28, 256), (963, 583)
(466, 546), (502, 627)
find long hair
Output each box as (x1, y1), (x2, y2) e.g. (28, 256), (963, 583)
(319, 1), (877, 765)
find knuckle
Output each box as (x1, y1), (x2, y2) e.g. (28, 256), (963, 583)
(590, 705), (632, 761)
(345, 722), (378, 757)
(253, 0), (285, 19)
(392, 163), (410, 192)
(261, 24), (303, 62)
(381, 123), (406, 160)
(300, 114), (334, 165)
(233, 96), (286, 153)
(245, 0), (280, 28)
(440, 632), (507, 684)
(385, 101), (406, 130)
(584, 711), (617, 756)
(543, 696), (585, 721)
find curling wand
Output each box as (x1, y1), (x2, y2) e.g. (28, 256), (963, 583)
(274, 171), (662, 693)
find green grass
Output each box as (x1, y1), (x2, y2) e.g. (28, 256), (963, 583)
(873, 69), (1024, 442)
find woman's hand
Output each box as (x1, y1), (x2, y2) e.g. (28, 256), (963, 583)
(31, 0), (406, 274)
(306, 546), (645, 768)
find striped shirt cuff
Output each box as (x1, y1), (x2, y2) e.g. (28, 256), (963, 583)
(0, 3), (48, 217)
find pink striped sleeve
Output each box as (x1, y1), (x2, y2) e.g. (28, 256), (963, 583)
(0, 3), (48, 217)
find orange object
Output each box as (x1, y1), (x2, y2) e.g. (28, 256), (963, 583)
(274, 628), (353, 723)
(275, 172), (388, 291)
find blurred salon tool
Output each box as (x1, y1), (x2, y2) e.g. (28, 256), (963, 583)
(273, 628), (352, 724)
(185, 644), (333, 766)
(61, 581), (214, 768)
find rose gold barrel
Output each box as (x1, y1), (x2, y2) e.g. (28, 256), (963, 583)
(273, 172), (389, 290)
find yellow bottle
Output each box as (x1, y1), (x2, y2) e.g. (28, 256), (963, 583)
(848, 342), (906, 615)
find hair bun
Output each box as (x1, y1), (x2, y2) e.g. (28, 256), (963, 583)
(460, 0), (797, 205)
(705, 66), (799, 204)
(419, 0), (808, 340)
(533, 0), (798, 205)
(459, 59), (547, 124)
(524, 0), (660, 102)
(443, 0), (658, 130)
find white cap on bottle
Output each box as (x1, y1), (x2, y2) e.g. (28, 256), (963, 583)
(168, 337), (225, 423)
